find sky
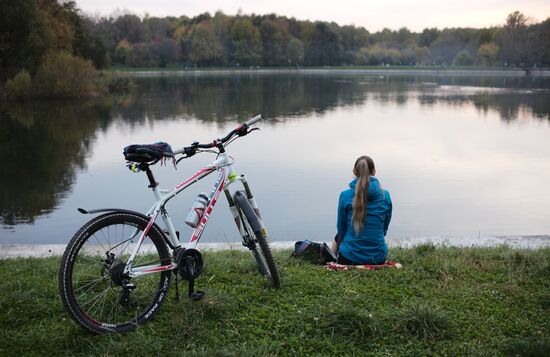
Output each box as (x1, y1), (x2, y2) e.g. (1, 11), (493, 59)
(75, 0), (550, 32)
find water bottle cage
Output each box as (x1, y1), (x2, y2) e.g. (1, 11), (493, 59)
(194, 207), (205, 217)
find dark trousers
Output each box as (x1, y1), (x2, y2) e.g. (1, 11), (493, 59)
(334, 234), (359, 265)
(334, 233), (385, 265)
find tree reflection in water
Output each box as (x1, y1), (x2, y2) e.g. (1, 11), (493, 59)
(1, 74), (548, 225)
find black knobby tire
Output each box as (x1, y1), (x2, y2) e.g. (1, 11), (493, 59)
(233, 191), (280, 288)
(58, 213), (171, 333)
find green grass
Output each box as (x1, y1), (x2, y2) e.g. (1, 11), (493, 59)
(1, 246), (549, 356)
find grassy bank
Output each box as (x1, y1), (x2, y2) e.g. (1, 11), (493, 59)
(1, 246), (549, 356)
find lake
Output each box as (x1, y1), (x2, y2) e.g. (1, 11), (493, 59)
(1, 71), (550, 249)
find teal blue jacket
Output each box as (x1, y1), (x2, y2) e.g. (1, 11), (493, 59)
(337, 177), (392, 264)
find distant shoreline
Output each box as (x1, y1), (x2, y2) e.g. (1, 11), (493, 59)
(2, 235), (549, 258)
(116, 67), (550, 77)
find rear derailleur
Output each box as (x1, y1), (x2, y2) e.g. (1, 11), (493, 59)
(103, 253), (136, 307)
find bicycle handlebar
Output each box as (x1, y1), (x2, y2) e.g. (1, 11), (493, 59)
(174, 114), (263, 156)
(245, 114), (263, 127)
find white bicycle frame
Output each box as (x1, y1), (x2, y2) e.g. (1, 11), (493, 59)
(122, 151), (263, 278)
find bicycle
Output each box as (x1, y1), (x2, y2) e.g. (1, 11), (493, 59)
(58, 114), (280, 334)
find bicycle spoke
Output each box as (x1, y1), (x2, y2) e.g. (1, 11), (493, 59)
(60, 213), (170, 333)
(76, 277), (109, 300)
(73, 276), (107, 293)
(79, 286), (111, 311)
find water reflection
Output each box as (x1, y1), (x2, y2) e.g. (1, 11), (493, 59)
(1, 74), (549, 236)
(0, 100), (111, 224)
(113, 75), (372, 123)
(117, 75), (550, 123)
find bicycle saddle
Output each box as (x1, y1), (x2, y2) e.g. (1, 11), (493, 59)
(123, 142), (174, 163)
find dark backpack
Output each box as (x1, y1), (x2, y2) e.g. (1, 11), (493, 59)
(291, 240), (337, 265)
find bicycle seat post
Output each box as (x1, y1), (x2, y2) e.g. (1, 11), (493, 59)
(138, 163), (158, 188)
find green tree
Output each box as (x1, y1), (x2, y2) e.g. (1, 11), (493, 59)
(188, 22), (223, 65)
(477, 42), (499, 65)
(453, 50), (474, 66)
(305, 23), (342, 66)
(498, 11), (530, 66)
(476, 27), (496, 46)
(414, 46), (430, 64)
(34, 51), (98, 97)
(395, 27), (414, 46)
(0, 0), (48, 80)
(260, 17), (291, 66)
(114, 14), (148, 43)
(229, 19), (262, 66)
(531, 18), (550, 66)
(38, 0), (75, 52)
(429, 28), (476, 65)
(0, 0), (108, 81)
(127, 42), (159, 67)
(419, 28), (439, 47)
(287, 38), (304, 66)
(70, 15), (109, 68)
(114, 40), (134, 65)
(144, 16), (173, 40)
(298, 21), (316, 48)
(339, 25), (370, 64)
(4, 71), (32, 98)
(212, 11), (231, 63)
(355, 45), (400, 65)
(154, 39), (179, 67)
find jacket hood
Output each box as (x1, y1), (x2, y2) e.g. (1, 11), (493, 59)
(349, 177), (382, 200)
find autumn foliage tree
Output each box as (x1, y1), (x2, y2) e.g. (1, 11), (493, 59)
(79, 10), (549, 69)
(1, 3), (549, 83)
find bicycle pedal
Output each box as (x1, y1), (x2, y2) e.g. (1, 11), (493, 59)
(189, 291), (205, 301)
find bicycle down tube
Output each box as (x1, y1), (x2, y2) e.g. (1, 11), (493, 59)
(58, 114), (278, 334)
(125, 153), (235, 277)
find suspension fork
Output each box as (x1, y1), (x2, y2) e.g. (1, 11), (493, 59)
(225, 189), (242, 233)
(240, 175), (262, 218)
(225, 174), (266, 239)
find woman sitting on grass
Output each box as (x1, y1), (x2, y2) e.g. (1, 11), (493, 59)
(332, 156), (392, 265)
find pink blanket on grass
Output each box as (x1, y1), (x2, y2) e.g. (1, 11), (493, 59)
(326, 261), (402, 271)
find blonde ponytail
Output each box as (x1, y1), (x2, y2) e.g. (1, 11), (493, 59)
(352, 156), (375, 234)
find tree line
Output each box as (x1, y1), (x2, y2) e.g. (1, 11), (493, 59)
(1, 1), (549, 88)
(89, 10), (549, 69)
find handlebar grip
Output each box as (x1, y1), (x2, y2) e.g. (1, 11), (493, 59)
(174, 114), (263, 156)
(245, 114), (263, 127)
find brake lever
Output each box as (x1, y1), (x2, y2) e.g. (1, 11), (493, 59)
(239, 127), (260, 136)
(176, 147), (197, 164)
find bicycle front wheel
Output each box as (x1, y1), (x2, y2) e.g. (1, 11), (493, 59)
(59, 212), (171, 333)
(234, 191), (280, 288)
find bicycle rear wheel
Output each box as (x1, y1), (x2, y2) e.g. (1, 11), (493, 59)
(58, 212), (171, 333)
(233, 191), (280, 288)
